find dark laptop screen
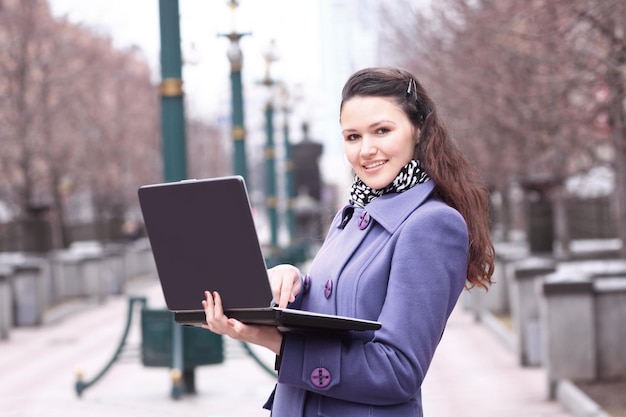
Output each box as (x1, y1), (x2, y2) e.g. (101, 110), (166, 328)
(138, 177), (273, 311)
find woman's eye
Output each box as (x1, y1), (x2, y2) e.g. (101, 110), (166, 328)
(376, 127), (390, 135)
(345, 134), (360, 141)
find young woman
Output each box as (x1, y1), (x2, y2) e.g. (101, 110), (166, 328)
(203, 66), (495, 416)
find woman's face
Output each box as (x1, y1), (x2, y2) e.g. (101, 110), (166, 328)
(341, 96), (417, 190)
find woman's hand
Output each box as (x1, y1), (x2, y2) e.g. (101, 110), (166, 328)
(267, 264), (302, 308)
(202, 291), (283, 355)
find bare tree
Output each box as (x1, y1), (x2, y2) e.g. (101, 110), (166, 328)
(570, 0), (626, 255)
(0, 0), (229, 249)
(187, 118), (231, 179)
(0, 0), (49, 215)
(381, 0), (621, 252)
(0, 0), (160, 247)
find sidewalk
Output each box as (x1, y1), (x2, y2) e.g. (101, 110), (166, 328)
(423, 299), (574, 417)
(0, 278), (578, 417)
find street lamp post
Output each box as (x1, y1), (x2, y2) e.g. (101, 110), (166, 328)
(262, 40), (279, 248)
(220, 1), (249, 180)
(158, 0), (187, 183)
(280, 86), (296, 242)
(158, 0), (189, 398)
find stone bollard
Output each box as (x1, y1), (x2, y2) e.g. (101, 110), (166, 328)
(78, 254), (106, 303)
(464, 242), (527, 321)
(567, 238), (622, 261)
(103, 243), (126, 295)
(511, 256), (556, 367)
(34, 255), (54, 311)
(11, 259), (45, 326)
(124, 245), (136, 280)
(52, 250), (82, 301)
(0, 264), (13, 339)
(541, 272), (595, 398)
(137, 238), (158, 280)
(123, 238), (158, 282)
(592, 275), (626, 380)
(124, 240), (144, 280)
(66, 241), (106, 303)
(489, 243), (527, 316)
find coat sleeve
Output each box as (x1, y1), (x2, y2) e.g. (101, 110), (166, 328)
(276, 203), (469, 405)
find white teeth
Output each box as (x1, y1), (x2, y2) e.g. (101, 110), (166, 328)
(364, 161), (386, 169)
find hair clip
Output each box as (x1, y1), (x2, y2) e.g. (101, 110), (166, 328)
(406, 78), (416, 95)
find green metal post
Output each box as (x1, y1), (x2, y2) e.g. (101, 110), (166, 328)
(159, 0), (187, 182)
(265, 101), (278, 247)
(158, 0), (189, 396)
(230, 55), (247, 179)
(283, 110), (296, 241)
(261, 40), (279, 249)
(220, 32), (249, 180)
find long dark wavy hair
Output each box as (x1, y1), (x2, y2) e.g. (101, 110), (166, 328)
(340, 67), (494, 289)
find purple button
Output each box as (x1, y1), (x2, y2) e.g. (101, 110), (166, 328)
(358, 212), (370, 230)
(303, 274), (311, 294)
(324, 280), (332, 298)
(310, 367), (331, 388)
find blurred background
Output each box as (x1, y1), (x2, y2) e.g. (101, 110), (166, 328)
(1, 1), (625, 415)
(1, 0), (624, 258)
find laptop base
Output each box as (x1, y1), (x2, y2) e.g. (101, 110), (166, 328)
(174, 308), (381, 332)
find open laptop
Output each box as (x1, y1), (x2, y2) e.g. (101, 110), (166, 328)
(137, 176), (381, 332)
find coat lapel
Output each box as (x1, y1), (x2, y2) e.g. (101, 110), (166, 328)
(366, 180), (436, 233)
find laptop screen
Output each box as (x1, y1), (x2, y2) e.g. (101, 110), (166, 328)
(138, 176), (274, 311)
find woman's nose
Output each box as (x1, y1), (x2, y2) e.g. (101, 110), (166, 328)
(360, 136), (377, 157)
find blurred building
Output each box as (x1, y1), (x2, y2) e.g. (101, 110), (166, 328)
(292, 123), (323, 201)
(291, 123), (325, 243)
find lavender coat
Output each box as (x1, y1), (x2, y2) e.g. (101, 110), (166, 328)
(266, 180), (468, 417)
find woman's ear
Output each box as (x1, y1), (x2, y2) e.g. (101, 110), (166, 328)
(414, 128), (421, 144)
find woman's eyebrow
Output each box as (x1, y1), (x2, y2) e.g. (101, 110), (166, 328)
(370, 120), (396, 128)
(342, 120), (397, 134)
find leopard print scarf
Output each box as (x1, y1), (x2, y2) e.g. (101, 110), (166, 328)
(349, 160), (429, 208)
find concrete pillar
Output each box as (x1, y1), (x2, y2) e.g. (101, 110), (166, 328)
(79, 255), (105, 303)
(542, 272), (595, 398)
(488, 243), (527, 316)
(123, 243), (139, 280)
(0, 265), (13, 339)
(52, 251), (82, 301)
(103, 243), (126, 295)
(511, 256), (556, 366)
(592, 276), (626, 380)
(35, 255), (54, 311)
(12, 260), (44, 326)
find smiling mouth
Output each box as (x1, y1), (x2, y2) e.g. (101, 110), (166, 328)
(363, 161), (387, 170)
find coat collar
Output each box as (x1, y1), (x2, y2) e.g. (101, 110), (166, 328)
(363, 180), (436, 233)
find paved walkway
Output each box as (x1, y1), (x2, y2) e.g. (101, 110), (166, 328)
(423, 298), (574, 417)
(0, 278), (577, 417)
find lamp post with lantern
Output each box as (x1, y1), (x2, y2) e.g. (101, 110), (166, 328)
(219, 0), (250, 180)
(279, 84), (296, 242)
(262, 40), (279, 248)
(157, 0), (189, 399)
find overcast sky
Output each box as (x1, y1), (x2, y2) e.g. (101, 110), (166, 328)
(47, 1), (396, 193)
(48, 0), (324, 119)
